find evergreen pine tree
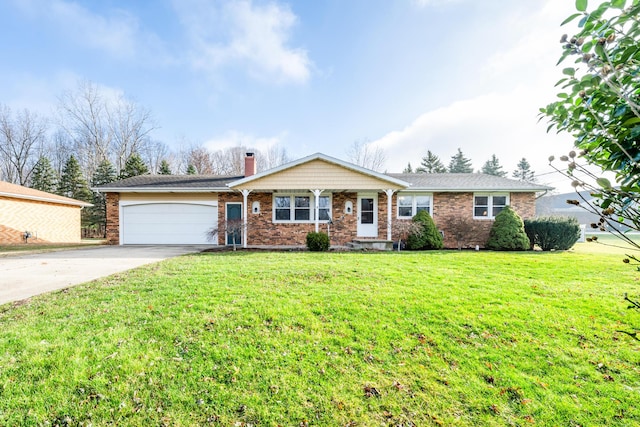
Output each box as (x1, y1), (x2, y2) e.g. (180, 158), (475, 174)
(119, 153), (149, 179)
(448, 148), (474, 173)
(481, 154), (507, 177)
(58, 155), (92, 202)
(186, 164), (197, 175)
(512, 158), (536, 182)
(58, 155), (93, 230)
(416, 150), (447, 173)
(90, 159), (117, 237)
(402, 162), (413, 173)
(30, 156), (58, 193)
(158, 159), (172, 175)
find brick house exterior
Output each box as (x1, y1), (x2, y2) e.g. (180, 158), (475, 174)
(97, 153), (550, 248)
(0, 181), (92, 244)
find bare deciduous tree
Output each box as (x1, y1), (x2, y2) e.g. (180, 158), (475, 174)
(260, 145), (291, 171)
(141, 139), (171, 174)
(108, 95), (155, 172)
(57, 80), (155, 178)
(57, 80), (112, 178)
(0, 105), (48, 185)
(206, 218), (245, 250)
(346, 139), (386, 172)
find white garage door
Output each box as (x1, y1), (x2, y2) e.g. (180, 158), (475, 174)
(122, 203), (218, 244)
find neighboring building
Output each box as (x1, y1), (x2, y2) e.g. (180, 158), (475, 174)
(96, 153), (551, 249)
(0, 181), (92, 244)
(536, 190), (630, 232)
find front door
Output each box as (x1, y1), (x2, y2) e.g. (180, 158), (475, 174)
(357, 194), (378, 237)
(226, 203), (242, 245)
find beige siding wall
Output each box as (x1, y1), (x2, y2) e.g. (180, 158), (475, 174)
(233, 159), (404, 191)
(0, 196), (82, 243)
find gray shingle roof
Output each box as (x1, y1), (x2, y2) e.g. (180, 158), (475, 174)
(94, 175), (243, 191)
(95, 171), (551, 193)
(386, 173), (552, 192)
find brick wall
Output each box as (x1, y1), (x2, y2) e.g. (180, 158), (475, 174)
(218, 192), (360, 246)
(104, 190), (538, 248)
(105, 192), (120, 245)
(0, 196), (82, 243)
(510, 192), (536, 219)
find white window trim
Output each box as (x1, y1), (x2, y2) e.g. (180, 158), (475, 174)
(473, 193), (509, 219)
(396, 193), (433, 219)
(272, 193), (332, 223)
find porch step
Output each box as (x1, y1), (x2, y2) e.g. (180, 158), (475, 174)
(348, 239), (394, 251)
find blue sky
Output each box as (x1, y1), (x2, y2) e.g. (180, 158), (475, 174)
(1, 0), (583, 190)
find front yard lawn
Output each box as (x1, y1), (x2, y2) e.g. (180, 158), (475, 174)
(0, 251), (638, 426)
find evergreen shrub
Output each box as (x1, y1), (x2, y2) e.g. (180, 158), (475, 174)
(486, 206), (530, 251)
(406, 210), (443, 250)
(524, 216), (581, 251)
(306, 232), (330, 252)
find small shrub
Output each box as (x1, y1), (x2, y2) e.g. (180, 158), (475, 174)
(306, 232), (330, 252)
(524, 216), (581, 251)
(486, 206), (530, 251)
(406, 210), (443, 250)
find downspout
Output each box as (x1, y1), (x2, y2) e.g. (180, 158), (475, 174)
(385, 189), (395, 240)
(241, 189), (251, 248)
(311, 189), (323, 232)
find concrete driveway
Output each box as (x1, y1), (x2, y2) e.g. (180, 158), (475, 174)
(0, 245), (208, 305)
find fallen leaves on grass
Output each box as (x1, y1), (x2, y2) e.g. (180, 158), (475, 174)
(363, 385), (381, 398)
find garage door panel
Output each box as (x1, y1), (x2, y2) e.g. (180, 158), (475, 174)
(122, 203), (218, 245)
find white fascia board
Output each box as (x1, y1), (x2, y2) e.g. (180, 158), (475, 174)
(93, 187), (233, 193)
(0, 191), (92, 207)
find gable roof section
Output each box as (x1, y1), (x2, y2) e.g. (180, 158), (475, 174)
(229, 153), (409, 190)
(94, 175), (243, 193)
(0, 181), (92, 207)
(387, 173), (552, 192)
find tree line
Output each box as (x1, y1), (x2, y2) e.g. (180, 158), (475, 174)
(400, 147), (536, 182)
(0, 80), (291, 237)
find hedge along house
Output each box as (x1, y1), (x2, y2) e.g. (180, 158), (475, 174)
(96, 153), (550, 248)
(0, 181), (92, 244)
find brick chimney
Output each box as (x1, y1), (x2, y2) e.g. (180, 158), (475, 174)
(244, 152), (256, 177)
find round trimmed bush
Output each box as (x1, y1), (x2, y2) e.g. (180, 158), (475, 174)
(306, 231), (330, 251)
(486, 206), (530, 251)
(406, 210), (443, 250)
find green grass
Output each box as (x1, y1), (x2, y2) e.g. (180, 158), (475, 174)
(574, 232), (640, 255)
(1, 251), (639, 426)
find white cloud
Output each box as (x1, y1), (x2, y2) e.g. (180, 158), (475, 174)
(204, 130), (288, 153)
(412, 0), (462, 8)
(369, 0), (583, 192)
(175, 0), (312, 84)
(13, 0), (137, 58)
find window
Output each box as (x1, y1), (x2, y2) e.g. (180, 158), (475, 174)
(397, 193), (432, 218)
(275, 196), (291, 220)
(319, 196), (331, 220)
(273, 194), (332, 223)
(474, 193), (508, 218)
(295, 196), (310, 220)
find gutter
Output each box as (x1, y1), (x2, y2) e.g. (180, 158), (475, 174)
(0, 191), (92, 207)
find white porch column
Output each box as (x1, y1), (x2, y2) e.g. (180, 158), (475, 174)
(311, 189), (324, 232)
(385, 189), (395, 241)
(241, 189), (251, 248)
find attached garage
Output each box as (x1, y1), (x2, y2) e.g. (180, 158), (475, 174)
(121, 201), (218, 244)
